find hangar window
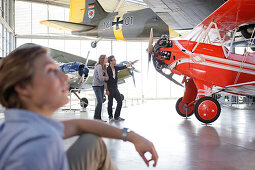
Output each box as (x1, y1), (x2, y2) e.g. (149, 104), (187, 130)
(0, 0), (15, 58)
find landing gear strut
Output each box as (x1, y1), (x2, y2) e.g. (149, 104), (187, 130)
(72, 91), (89, 108)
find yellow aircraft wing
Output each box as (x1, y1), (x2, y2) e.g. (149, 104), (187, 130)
(40, 20), (96, 32)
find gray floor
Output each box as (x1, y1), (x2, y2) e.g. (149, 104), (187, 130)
(1, 99), (255, 170)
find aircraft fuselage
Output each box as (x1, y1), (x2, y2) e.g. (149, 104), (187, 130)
(154, 40), (255, 97)
(73, 8), (170, 40)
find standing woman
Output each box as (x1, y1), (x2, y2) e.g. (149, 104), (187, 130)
(92, 55), (109, 120)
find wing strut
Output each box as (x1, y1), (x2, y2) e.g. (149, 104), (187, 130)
(114, 0), (125, 12)
(234, 26), (255, 84)
(191, 22), (227, 58)
(227, 28), (238, 58)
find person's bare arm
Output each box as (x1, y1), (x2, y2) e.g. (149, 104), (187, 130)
(62, 119), (122, 139)
(62, 119), (158, 167)
(126, 60), (139, 67)
(105, 82), (110, 95)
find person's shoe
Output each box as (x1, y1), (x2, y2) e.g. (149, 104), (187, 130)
(114, 117), (125, 121)
(109, 117), (114, 122)
(94, 118), (107, 122)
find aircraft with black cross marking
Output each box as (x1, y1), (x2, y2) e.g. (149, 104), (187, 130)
(40, 0), (180, 48)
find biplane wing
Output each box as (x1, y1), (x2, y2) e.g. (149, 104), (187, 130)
(186, 0), (255, 42)
(224, 81), (255, 97)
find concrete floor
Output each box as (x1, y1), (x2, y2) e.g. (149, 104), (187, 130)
(1, 99), (255, 170)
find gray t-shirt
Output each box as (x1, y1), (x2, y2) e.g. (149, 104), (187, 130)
(92, 64), (109, 86)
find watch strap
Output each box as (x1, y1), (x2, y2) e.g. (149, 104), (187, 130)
(122, 128), (129, 141)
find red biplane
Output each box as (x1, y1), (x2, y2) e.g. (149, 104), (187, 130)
(148, 0), (255, 123)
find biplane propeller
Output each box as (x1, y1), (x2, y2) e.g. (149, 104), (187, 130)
(148, 29), (183, 87)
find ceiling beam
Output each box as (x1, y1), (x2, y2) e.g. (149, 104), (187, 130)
(17, 0), (70, 8)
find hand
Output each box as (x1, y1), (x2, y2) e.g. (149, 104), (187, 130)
(132, 60), (139, 65)
(128, 132), (158, 167)
(106, 90), (110, 96)
(103, 76), (107, 80)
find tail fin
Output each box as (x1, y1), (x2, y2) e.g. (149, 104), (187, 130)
(69, 0), (108, 25)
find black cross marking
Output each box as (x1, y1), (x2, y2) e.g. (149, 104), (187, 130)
(112, 17), (123, 30)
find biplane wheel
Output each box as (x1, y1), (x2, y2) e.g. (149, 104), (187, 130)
(194, 96), (221, 124)
(103, 95), (106, 103)
(80, 98), (88, 108)
(120, 94), (124, 101)
(175, 97), (194, 117)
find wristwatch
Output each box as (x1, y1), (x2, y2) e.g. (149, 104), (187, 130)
(122, 128), (131, 141)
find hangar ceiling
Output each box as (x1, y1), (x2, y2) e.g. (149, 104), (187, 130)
(18, 0), (70, 7)
(18, 0), (147, 12)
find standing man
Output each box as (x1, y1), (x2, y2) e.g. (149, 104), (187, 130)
(106, 55), (138, 121)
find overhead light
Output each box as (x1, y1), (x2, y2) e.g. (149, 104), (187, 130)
(125, 0), (147, 6)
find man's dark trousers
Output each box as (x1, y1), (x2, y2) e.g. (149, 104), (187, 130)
(108, 88), (122, 118)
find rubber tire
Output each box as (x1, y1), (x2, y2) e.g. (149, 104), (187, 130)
(91, 41), (97, 48)
(80, 98), (88, 108)
(103, 95), (106, 103)
(120, 94), (124, 101)
(194, 96), (221, 124)
(175, 97), (194, 117)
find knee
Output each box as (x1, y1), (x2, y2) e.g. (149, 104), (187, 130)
(97, 100), (103, 106)
(79, 133), (99, 142)
(67, 134), (110, 170)
(78, 134), (106, 152)
(98, 97), (104, 104)
(108, 99), (113, 104)
(117, 100), (122, 105)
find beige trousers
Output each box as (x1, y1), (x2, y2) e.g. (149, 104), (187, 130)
(66, 134), (118, 170)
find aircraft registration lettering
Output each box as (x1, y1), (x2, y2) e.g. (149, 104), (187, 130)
(191, 54), (205, 63)
(124, 16), (134, 26)
(103, 21), (111, 29)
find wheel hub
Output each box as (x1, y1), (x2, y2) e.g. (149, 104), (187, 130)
(198, 100), (218, 120)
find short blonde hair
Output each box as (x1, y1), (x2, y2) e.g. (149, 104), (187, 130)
(0, 46), (47, 108)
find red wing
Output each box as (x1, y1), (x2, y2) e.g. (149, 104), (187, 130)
(223, 81), (255, 97)
(186, 0), (255, 42)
